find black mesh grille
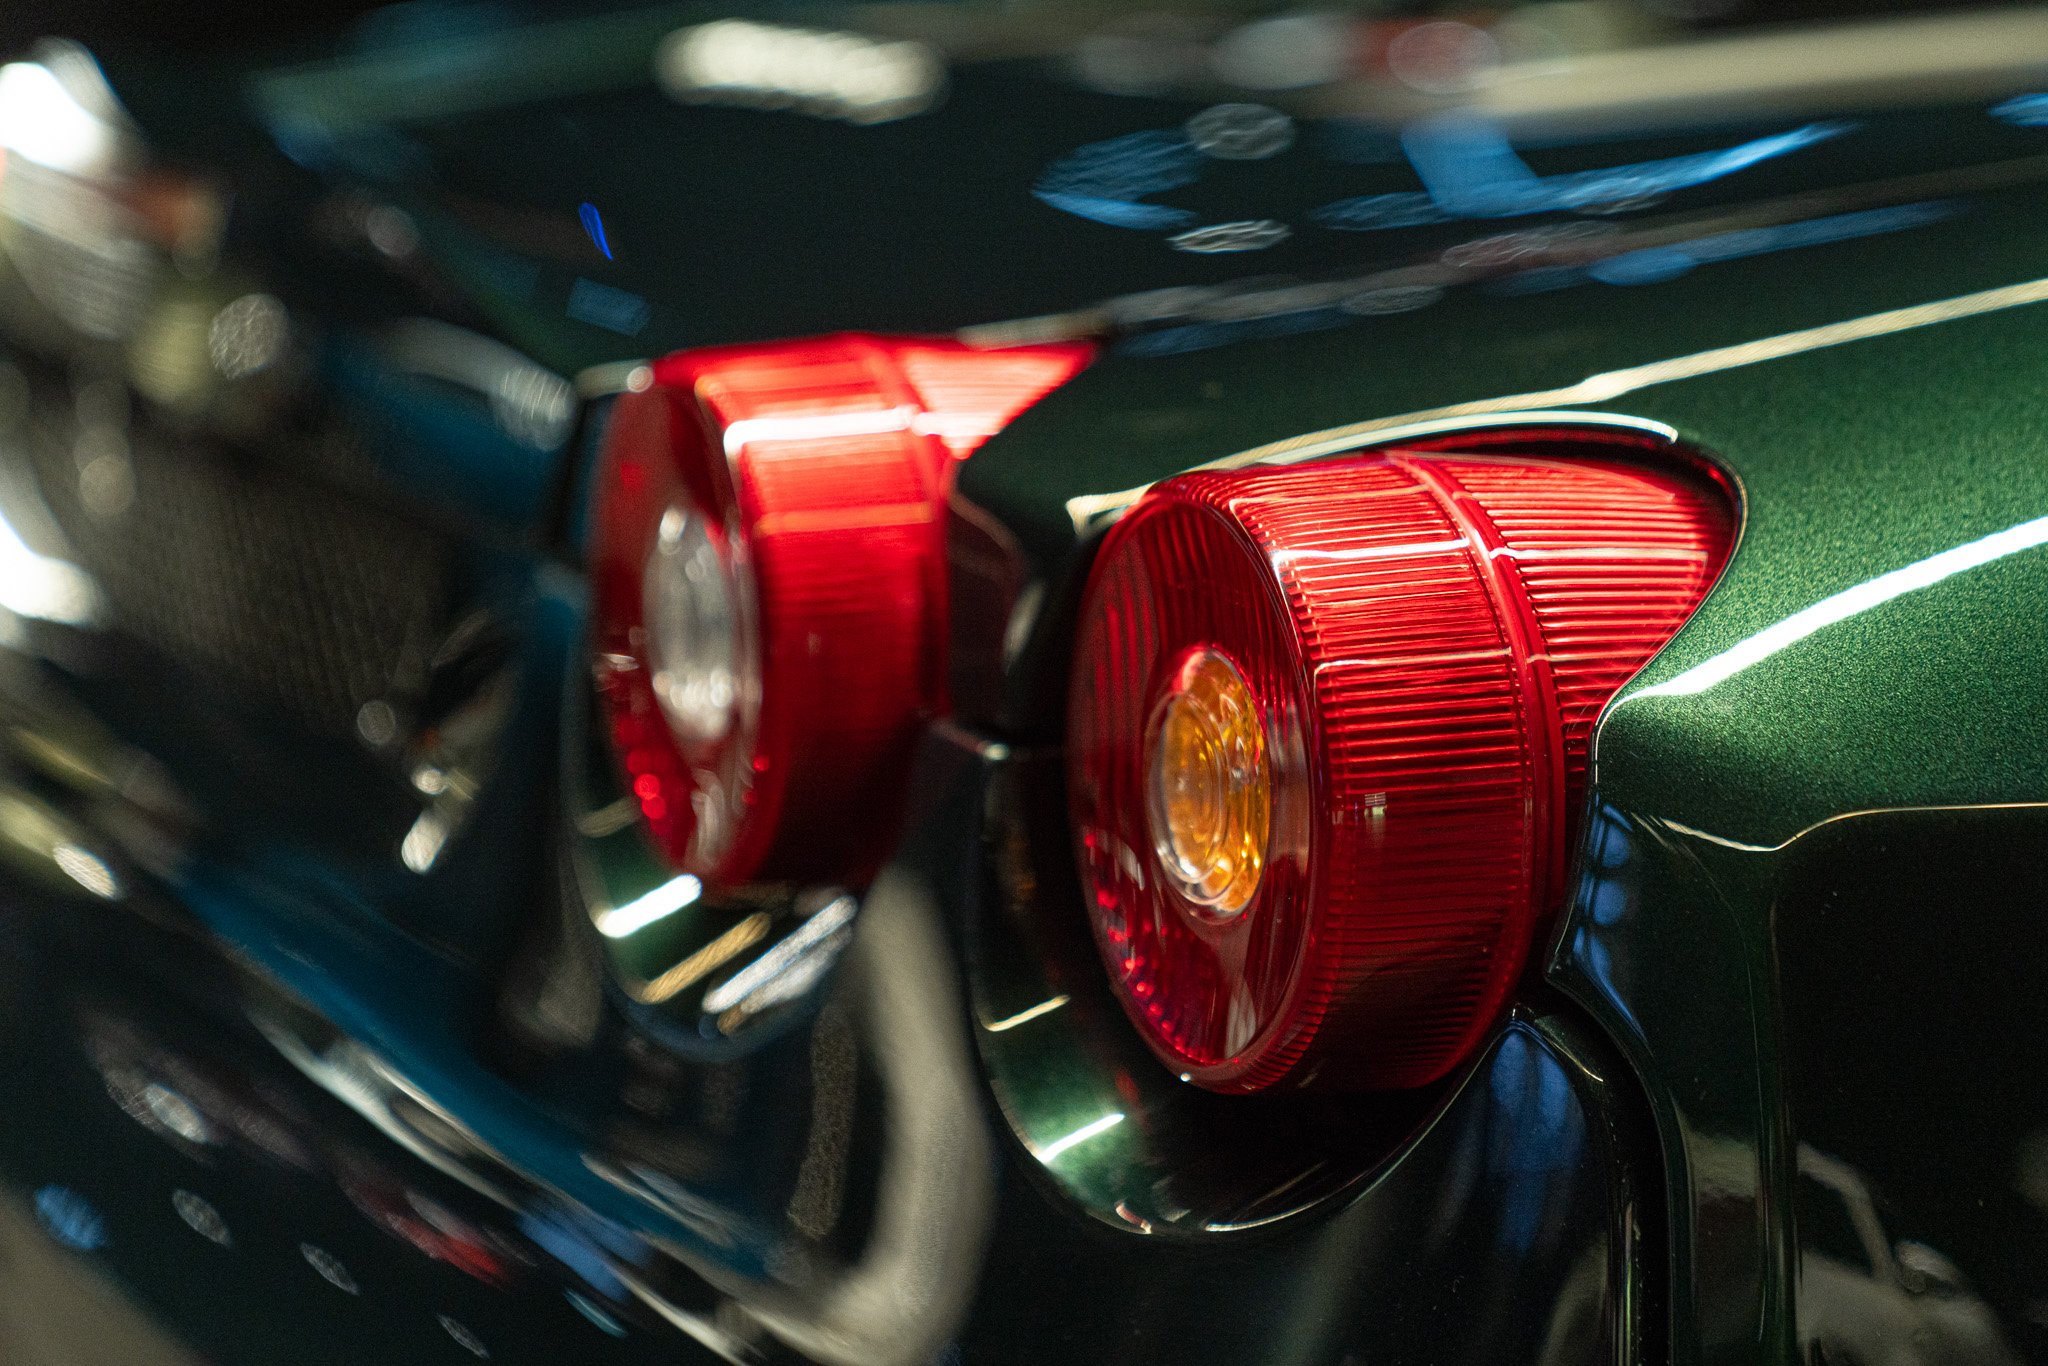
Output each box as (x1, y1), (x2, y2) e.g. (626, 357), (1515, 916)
(29, 419), (449, 738)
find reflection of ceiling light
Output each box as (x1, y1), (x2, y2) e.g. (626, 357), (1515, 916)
(0, 60), (117, 176)
(209, 293), (290, 380)
(52, 843), (120, 899)
(1168, 219), (1292, 254)
(701, 894), (855, 1016)
(656, 21), (944, 124)
(595, 873), (702, 938)
(0, 501), (98, 626)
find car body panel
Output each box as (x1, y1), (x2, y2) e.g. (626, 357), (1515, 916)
(0, 5), (2045, 1362)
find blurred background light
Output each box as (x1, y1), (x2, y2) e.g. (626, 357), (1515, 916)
(0, 59), (114, 176)
(656, 20), (944, 124)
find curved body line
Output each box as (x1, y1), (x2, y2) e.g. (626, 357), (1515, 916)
(1066, 271), (2048, 530)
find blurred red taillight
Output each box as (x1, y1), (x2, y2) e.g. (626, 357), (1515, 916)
(1069, 442), (1734, 1091)
(592, 334), (1092, 887)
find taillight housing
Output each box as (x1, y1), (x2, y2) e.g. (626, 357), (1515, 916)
(591, 334), (1091, 888)
(1069, 438), (1734, 1092)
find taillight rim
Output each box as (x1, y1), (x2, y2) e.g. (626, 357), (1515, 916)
(591, 380), (774, 881)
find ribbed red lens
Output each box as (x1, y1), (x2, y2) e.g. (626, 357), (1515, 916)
(592, 334), (1092, 887)
(1069, 442), (1734, 1091)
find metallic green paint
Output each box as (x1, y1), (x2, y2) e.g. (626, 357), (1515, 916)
(4, 5), (2048, 1359)
(1562, 301), (2048, 1364)
(952, 122), (2048, 1366)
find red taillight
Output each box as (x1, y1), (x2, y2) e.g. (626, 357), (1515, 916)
(1069, 442), (1733, 1091)
(592, 334), (1092, 887)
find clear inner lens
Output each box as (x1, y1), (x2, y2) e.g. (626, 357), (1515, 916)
(644, 505), (743, 750)
(1146, 647), (1270, 916)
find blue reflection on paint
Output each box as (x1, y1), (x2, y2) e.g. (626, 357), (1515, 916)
(1318, 118), (1850, 230)
(1992, 93), (2048, 127)
(1593, 819), (1633, 870)
(520, 1207), (630, 1298)
(1497, 200), (1959, 295)
(1115, 306), (1352, 357)
(578, 202), (613, 259)
(1310, 192), (1450, 230)
(1035, 192), (1196, 230)
(1044, 113), (1843, 243)
(1034, 129), (1206, 230)
(1563, 807), (1642, 1034)
(566, 1288), (628, 1336)
(1487, 1030), (1586, 1254)
(1586, 200), (1961, 286)
(34, 1186), (106, 1251)
(566, 278), (650, 336)
(1418, 116), (1848, 217)
(1589, 880), (1632, 928)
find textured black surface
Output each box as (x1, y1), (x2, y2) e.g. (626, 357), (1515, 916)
(28, 411), (448, 738)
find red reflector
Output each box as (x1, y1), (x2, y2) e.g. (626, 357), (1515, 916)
(1069, 444), (1734, 1091)
(592, 334), (1092, 887)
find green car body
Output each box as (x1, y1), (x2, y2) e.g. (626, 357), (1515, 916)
(0, 4), (2042, 1362)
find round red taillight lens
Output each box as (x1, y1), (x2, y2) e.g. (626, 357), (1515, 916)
(1069, 445), (1734, 1091)
(592, 334), (1092, 888)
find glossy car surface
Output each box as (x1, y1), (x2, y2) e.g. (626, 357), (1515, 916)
(0, 4), (2044, 1363)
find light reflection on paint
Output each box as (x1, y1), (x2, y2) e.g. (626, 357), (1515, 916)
(1317, 118), (1848, 230)
(0, 59), (117, 175)
(627, 911), (768, 1005)
(1636, 512), (2048, 699)
(657, 20), (944, 125)
(1584, 200), (1960, 286)
(566, 1289), (628, 1336)
(578, 201), (613, 260)
(1992, 93), (2048, 127)
(1033, 129), (1203, 230)
(982, 995), (1069, 1033)
(0, 502), (99, 626)
(1035, 192), (1194, 230)
(52, 843), (119, 899)
(1036, 1111), (1125, 1164)
(34, 1185), (105, 1251)
(721, 405), (913, 456)
(1168, 219), (1290, 253)
(700, 895), (856, 1015)
(595, 874), (702, 938)
(172, 1189), (232, 1246)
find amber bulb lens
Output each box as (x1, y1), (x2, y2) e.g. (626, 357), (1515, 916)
(1146, 647), (1270, 916)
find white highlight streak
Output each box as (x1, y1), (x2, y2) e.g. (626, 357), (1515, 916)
(721, 406), (913, 455)
(1036, 1112), (1125, 1164)
(596, 875), (703, 938)
(0, 507), (98, 625)
(1639, 513), (2048, 698)
(982, 996), (1070, 1033)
